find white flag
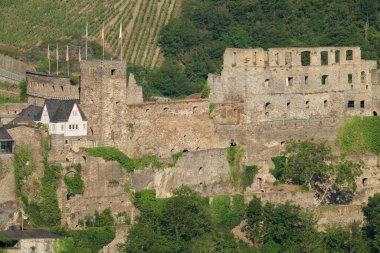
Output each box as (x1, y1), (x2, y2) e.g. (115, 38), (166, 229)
(119, 23), (122, 39)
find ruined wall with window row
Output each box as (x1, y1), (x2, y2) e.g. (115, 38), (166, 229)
(26, 71), (79, 106)
(209, 47), (379, 122)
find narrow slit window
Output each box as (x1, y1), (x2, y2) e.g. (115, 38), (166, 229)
(324, 100), (328, 108)
(287, 77), (293, 86)
(360, 100), (365, 108)
(322, 75), (328, 85)
(304, 76), (308, 85)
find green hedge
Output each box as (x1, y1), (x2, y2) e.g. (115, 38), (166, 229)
(337, 117), (380, 155)
(85, 147), (182, 172)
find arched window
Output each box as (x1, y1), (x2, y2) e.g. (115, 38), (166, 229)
(361, 71), (366, 83)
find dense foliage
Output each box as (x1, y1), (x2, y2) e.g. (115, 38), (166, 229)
(13, 146), (36, 200)
(270, 139), (363, 204)
(150, 0), (380, 97)
(64, 164), (84, 196)
(337, 116), (380, 155)
(363, 193), (380, 252)
(86, 146), (182, 172)
(125, 187), (252, 253)
(52, 226), (115, 253)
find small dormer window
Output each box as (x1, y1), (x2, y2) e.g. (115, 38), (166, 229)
(111, 69), (116, 75)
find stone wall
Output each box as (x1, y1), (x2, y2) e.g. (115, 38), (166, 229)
(59, 153), (135, 229)
(26, 71), (79, 106)
(208, 47), (379, 122)
(0, 53), (28, 83)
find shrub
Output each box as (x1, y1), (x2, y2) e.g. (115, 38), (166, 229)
(64, 164), (84, 195)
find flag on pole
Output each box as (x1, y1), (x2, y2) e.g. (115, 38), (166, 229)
(119, 23), (122, 39)
(85, 22), (88, 60)
(86, 22), (88, 38)
(66, 46), (69, 62)
(78, 47), (82, 63)
(47, 44), (50, 60)
(101, 22), (104, 40)
(56, 44), (59, 60)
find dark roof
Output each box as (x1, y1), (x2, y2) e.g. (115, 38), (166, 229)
(0, 127), (12, 141)
(0, 229), (59, 240)
(26, 70), (69, 79)
(44, 99), (87, 123)
(12, 105), (42, 124)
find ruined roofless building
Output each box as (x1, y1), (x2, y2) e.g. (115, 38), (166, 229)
(208, 47), (380, 123)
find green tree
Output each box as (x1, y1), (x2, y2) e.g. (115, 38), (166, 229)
(270, 140), (362, 204)
(363, 193), (380, 252)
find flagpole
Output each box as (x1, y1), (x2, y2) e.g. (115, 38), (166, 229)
(66, 46), (69, 75)
(102, 22), (105, 60)
(21, 207), (23, 231)
(56, 44), (59, 75)
(85, 22), (88, 60)
(120, 23), (123, 60)
(48, 44), (51, 74)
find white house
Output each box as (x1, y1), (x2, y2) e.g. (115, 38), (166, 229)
(36, 100), (87, 139)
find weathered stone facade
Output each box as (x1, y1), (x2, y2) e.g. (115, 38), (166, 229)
(26, 71), (79, 106)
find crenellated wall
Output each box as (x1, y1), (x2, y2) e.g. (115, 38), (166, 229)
(26, 71), (79, 106)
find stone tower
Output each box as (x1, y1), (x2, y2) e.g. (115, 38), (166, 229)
(80, 60), (127, 146)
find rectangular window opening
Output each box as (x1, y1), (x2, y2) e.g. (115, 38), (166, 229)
(111, 69), (116, 75)
(321, 51), (328, 65)
(322, 75), (328, 85)
(301, 51), (311, 66)
(360, 100), (365, 108)
(335, 50), (340, 63)
(65, 140), (69, 145)
(346, 50), (353, 60)
(287, 77), (293, 86)
(348, 74), (353, 84)
(348, 100), (355, 108)
(304, 76), (308, 85)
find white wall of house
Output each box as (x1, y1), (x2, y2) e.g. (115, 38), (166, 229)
(64, 104), (87, 137)
(40, 105), (49, 124)
(37, 103), (87, 137)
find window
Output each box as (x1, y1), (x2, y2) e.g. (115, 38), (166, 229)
(335, 50), (340, 63)
(304, 76), (308, 85)
(324, 100), (328, 108)
(360, 100), (365, 108)
(265, 102), (272, 110)
(348, 74), (353, 83)
(346, 50), (353, 60)
(111, 69), (116, 75)
(65, 140), (69, 145)
(264, 79), (270, 87)
(361, 71), (366, 83)
(301, 51), (311, 66)
(287, 77), (293, 86)
(348, 100), (355, 108)
(287, 102), (291, 109)
(76, 124), (78, 130)
(69, 125), (71, 130)
(321, 51), (328, 65)
(322, 75), (328, 85)
(306, 101), (310, 109)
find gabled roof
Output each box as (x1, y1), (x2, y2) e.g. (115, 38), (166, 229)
(0, 127), (12, 141)
(42, 99), (87, 123)
(12, 105), (42, 124)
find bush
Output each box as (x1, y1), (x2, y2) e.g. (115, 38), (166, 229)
(64, 164), (84, 195)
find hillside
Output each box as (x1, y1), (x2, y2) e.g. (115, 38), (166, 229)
(0, 0), (179, 68)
